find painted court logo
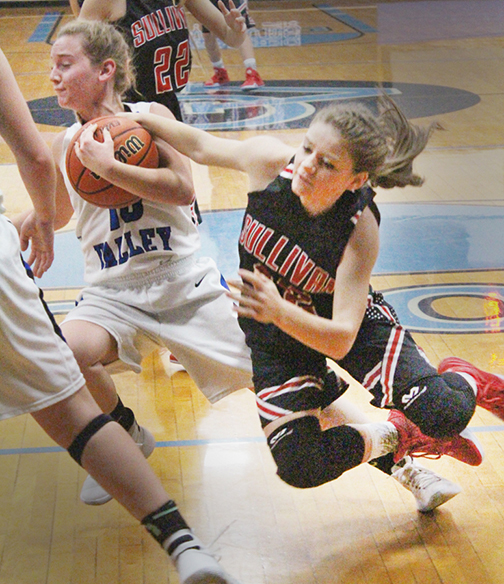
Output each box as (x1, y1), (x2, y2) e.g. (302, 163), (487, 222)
(179, 80), (480, 131)
(29, 80), (479, 131)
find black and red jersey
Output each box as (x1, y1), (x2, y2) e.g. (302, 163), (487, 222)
(238, 160), (379, 352)
(116, 0), (191, 120)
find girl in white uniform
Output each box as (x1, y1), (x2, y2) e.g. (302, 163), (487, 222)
(50, 19), (251, 512)
(0, 214), (84, 418)
(60, 102), (251, 401)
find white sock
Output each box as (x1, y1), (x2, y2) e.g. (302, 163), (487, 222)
(163, 528), (200, 559)
(211, 59), (225, 69)
(243, 58), (257, 70)
(348, 421), (398, 461)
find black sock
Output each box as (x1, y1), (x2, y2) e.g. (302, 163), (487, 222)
(109, 396), (135, 431)
(142, 500), (199, 557)
(368, 452), (396, 476)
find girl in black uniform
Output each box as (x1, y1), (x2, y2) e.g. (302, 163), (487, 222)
(123, 98), (501, 493)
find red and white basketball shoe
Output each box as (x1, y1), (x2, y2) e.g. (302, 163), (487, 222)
(388, 409), (483, 466)
(439, 356), (504, 420)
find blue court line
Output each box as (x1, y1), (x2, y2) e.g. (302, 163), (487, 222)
(156, 437), (266, 447)
(315, 4), (377, 33)
(0, 436), (267, 456)
(301, 32), (360, 44)
(28, 11), (62, 43)
(0, 429), (500, 457)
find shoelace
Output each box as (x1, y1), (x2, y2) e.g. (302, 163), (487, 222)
(407, 431), (444, 460)
(409, 449), (442, 461)
(479, 387), (504, 408)
(404, 466), (443, 491)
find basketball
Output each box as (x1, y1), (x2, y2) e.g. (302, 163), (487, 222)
(65, 115), (159, 209)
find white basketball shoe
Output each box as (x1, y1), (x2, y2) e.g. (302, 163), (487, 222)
(168, 530), (242, 584)
(392, 456), (462, 512)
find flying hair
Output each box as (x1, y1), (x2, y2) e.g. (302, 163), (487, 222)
(312, 94), (441, 190)
(374, 94), (441, 188)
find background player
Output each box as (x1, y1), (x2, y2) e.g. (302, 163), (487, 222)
(202, 0), (264, 90)
(72, 0), (248, 121)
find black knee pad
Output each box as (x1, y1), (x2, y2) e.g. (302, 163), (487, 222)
(267, 415), (365, 489)
(403, 373), (476, 438)
(68, 414), (113, 466)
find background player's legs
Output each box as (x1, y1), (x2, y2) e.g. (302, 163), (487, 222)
(31, 386), (165, 518)
(203, 31), (264, 89)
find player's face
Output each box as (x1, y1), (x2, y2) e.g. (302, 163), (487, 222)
(50, 35), (104, 112)
(291, 122), (368, 216)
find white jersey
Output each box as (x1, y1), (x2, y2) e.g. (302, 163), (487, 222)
(58, 101), (200, 286)
(60, 102), (252, 401)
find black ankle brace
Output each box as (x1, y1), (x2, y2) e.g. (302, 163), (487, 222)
(141, 500), (190, 550)
(110, 396), (135, 431)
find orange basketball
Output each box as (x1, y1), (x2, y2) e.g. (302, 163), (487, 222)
(65, 115), (159, 209)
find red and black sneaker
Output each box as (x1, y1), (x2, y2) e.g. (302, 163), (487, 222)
(439, 356), (504, 420)
(388, 409), (483, 466)
(204, 67), (230, 88)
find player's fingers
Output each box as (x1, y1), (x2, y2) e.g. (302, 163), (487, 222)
(116, 111), (141, 122)
(32, 251), (53, 277)
(227, 278), (244, 290)
(217, 0), (229, 14)
(19, 232), (29, 252)
(73, 140), (84, 162)
(41, 253), (54, 274)
(237, 268), (259, 286)
(225, 289), (241, 304)
(80, 123), (97, 142)
(102, 127), (113, 142)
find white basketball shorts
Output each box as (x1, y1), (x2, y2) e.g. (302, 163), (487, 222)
(0, 216), (85, 420)
(63, 255), (253, 403)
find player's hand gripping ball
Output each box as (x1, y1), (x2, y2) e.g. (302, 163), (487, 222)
(66, 115), (159, 209)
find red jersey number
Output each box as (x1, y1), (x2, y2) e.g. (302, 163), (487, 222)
(153, 40), (190, 94)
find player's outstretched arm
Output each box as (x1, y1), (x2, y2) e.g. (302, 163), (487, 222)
(0, 49), (55, 276)
(120, 111), (296, 190)
(78, 0), (126, 22)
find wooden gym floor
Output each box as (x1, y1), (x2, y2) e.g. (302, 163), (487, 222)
(2, 1), (504, 582)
